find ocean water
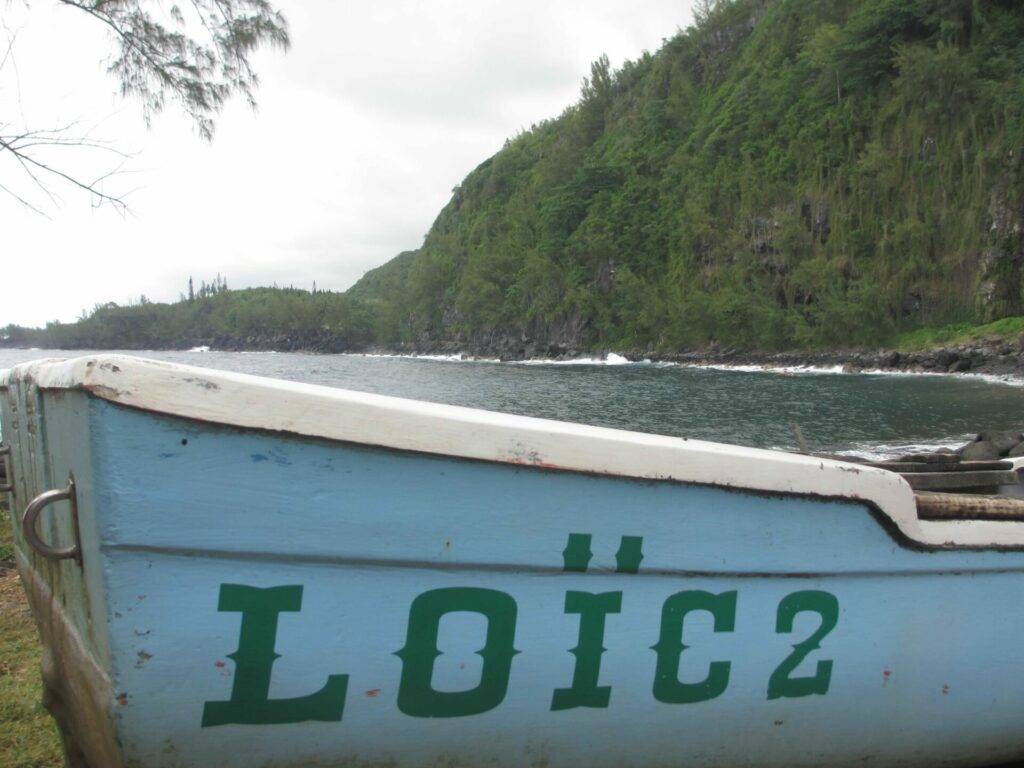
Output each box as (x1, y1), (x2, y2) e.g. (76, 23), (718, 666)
(1, 348), (1023, 459)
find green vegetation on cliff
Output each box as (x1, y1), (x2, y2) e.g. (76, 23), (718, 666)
(353, 0), (1024, 353)
(5, 0), (1024, 355)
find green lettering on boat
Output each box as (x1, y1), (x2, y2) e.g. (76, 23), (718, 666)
(201, 584), (348, 727)
(652, 590), (737, 704)
(551, 591), (623, 710)
(396, 587), (519, 718)
(767, 590), (838, 700)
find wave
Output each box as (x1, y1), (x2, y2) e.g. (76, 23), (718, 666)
(682, 362), (846, 375)
(828, 439), (974, 463)
(681, 360), (1023, 387)
(858, 367), (1024, 388)
(766, 438), (975, 463)
(348, 352), (660, 366)
(340, 350), (1022, 386)
(512, 353), (655, 366)
(349, 352), (496, 363)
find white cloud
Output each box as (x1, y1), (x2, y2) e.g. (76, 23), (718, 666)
(1, 0), (692, 328)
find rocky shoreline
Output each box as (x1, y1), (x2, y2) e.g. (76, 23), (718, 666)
(649, 340), (1024, 378)
(4, 332), (1024, 380)
(384, 334), (1024, 379)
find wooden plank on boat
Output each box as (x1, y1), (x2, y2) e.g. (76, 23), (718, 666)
(917, 492), (1024, 520)
(900, 470), (1019, 491)
(870, 460), (1011, 473)
(900, 453), (961, 464)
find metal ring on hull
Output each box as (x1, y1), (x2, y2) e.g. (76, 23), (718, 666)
(22, 478), (80, 562)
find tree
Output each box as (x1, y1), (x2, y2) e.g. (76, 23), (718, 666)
(1, 0), (289, 211)
(692, 0), (719, 28)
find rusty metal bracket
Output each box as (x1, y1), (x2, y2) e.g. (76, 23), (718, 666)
(0, 445), (11, 493)
(22, 477), (80, 562)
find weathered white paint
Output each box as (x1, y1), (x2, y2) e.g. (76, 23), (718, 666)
(1, 354), (1022, 548)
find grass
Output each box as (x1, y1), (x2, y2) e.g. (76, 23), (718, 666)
(894, 316), (1024, 351)
(0, 507), (63, 768)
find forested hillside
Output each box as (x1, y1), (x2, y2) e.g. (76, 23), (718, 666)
(351, 0), (1024, 354)
(1, 284), (375, 352)
(5, 0), (1024, 356)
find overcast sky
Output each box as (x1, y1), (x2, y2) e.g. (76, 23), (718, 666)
(1, 1), (694, 328)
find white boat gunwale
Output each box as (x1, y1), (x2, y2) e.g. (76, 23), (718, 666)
(2, 353), (1023, 550)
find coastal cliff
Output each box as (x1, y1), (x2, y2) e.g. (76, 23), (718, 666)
(4, 0), (1024, 363)
(350, 0), (1024, 353)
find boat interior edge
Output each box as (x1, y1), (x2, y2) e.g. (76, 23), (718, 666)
(814, 451), (1024, 521)
(915, 492), (1024, 521)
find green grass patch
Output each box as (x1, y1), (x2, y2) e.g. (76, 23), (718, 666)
(895, 317), (1024, 351)
(0, 510), (64, 768)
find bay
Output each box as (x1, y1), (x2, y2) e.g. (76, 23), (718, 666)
(1, 348), (1022, 458)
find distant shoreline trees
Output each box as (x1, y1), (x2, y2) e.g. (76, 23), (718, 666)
(0, 282), (375, 351)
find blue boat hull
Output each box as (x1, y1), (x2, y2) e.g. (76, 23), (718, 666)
(3, 356), (1024, 767)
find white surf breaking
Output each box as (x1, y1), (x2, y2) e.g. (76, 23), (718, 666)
(681, 361), (1024, 387)
(682, 362), (846, 375)
(341, 351), (1022, 386)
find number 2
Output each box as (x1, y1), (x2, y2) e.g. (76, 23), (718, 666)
(767, 590), (838, 700)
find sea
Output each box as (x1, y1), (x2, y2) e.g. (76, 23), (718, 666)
(1, 347), (1023, 460)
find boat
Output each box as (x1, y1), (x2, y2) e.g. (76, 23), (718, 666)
(3, 354), (1024, 768)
